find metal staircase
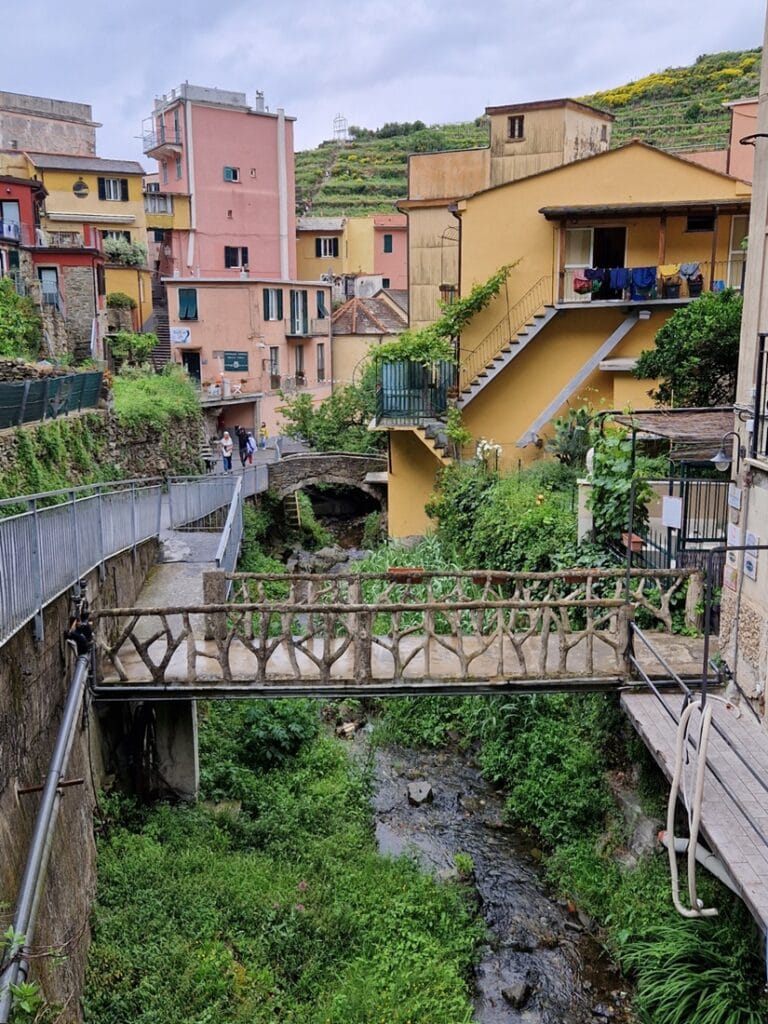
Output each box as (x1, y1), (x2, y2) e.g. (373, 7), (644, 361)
(456, 276), (557, 410)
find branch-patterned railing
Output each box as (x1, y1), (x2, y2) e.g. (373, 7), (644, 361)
(459, 276), (552, 391)
(96, 568), (699, 688)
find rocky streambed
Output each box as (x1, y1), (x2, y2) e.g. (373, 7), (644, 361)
(368, 742), (636, 1024)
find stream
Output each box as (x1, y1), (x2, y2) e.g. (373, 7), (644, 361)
(368, 741), (635, 1024)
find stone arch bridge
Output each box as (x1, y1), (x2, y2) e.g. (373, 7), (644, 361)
(267, 452), (387, 503)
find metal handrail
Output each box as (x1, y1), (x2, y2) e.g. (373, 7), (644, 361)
(459, 275), (552, 389)
(215, 476), (244, 576)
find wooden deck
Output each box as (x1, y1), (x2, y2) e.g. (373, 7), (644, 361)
(622, 689), (768, 934)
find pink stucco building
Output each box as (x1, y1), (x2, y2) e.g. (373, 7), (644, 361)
(372, 214), (407, 289)
(143, 84), (295, 278)
(682, 98), (758, 184)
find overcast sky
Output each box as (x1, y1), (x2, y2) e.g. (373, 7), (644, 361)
(3, 1), (766, 164)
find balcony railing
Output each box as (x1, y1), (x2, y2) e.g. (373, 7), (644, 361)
(561, 259), (745, 304)
(375, 360), (455, 424)
(269, 373), (281, 391)
(142, 125), (183, 154)
(0, 219), (21, 242)
(40, 288), (64, 314)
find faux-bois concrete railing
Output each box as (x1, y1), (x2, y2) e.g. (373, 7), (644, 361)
(95, 567), (703, 695)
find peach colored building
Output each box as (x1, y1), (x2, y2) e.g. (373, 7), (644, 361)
(681, 98), (758, 183)
(165, 275), (332, 437)
(143, 85), (295, 279)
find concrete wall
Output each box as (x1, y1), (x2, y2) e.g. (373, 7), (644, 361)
(0, 539), (157, 1018)
(0, 91), (97, 156)
(387, 431), (440, 538)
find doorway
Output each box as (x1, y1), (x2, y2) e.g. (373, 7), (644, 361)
(592, 227), (626, 299)
(181, 350), (201, 382)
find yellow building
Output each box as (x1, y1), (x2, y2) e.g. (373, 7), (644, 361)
(22, 152), (152, 325)
(331, 290), (407, 385)
(296, 214), (407, 292)
(381, 139), (751, 538)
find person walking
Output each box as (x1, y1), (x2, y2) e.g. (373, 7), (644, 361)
(258, 421), (269, 449)
(220, 430), (233, 472)
(246, 431), (256, 465)
(236, 425), (249, 467)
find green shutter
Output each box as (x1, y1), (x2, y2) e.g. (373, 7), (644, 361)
(276, 290), (283, 321)
(120, 179), (129, 201)
(301, 290), (308, 335)
(332, 238), (339, 258)
(179, 288), (197, 320)
(315, 238), (322, 258)
(97, 177), (106, 200)
(263, 288), (271, 320)
(383, 233), (393, 253)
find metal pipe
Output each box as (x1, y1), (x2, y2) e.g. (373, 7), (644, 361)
(0, 655), (89, 1022)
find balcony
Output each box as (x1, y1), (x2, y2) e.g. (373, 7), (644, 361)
(559, 260), (744, 308)
(375, 360), (455, 425)
(142, 124), (183, 158)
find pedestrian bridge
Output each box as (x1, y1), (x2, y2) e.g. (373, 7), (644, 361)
(93, 566), (708, 699)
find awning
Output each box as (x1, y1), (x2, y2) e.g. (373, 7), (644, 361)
(611, 407), (734, 460)
(539, 199), (751, 221)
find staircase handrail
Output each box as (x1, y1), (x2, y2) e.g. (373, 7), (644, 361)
(459, 275), (553, 390)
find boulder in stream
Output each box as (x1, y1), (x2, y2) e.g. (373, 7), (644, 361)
(407, 781), (433, 806)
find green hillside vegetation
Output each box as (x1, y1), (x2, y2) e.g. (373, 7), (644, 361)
(295, 48), (760, 216)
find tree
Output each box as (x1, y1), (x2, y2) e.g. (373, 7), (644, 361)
(0, 278), (42, 359)
(633, 290), (742, 406)
(108, 330), (158, 366)
(278, 364), (385, 453)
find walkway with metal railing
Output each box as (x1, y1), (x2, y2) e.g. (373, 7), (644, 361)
(622, 623), (768, 939)
(0, 465), (268, 647)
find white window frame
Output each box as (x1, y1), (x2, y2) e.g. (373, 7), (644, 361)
(728, 214), (749, 290)
(103, 178), (123, 201)
(318, 237), (336, 257)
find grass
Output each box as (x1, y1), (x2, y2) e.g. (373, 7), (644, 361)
(111, 364), (201, 428)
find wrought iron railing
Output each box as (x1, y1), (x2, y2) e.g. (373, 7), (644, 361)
(375, 360), (455, 424)
(143, 125), (182, 152)
(96, 567), (700, 687)
(459, 275), (552, 390)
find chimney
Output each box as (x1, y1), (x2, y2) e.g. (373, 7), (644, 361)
(254, 91), (265, 113)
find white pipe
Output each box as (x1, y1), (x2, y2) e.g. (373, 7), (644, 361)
(277, 108), (289, 279)
(658, 832), (739, 896)
(665, 700), (718, 919)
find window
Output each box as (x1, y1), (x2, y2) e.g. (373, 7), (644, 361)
(382, 277), (390, 289)
(686, 214), (715, 233)
(98, 177), (129, 202)
(223, 166), (240, 182)
(600, 124), (608, 143)
(507, 115), (524, 141)
(269, 346), (280, 388)
(175, 157), (182, 180)
(38, 267), (59, 308)
(178, 287), (198, 321)
(0, 200), (20, 240)
(316, 290), (328, 319)
(295, 344), (305, 384)
(728, 214), (749, 290)
(224, 245), (249, 269)
(152, 228), (166, 243)
(161, 160), (168, 185)
(144, 193), (173, 214)
(383, 233), (393, 253)
(263, 287), (284, 321)
(145, 181), (160, 193)
(289, 289), (309, 334)
(317, 343), (326, 382)
(439, 283), (457, 304)
(102, 230), (131, 243)
(315, 236), (339, 258)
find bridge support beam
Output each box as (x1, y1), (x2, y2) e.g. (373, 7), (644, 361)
(152, 700), (199, 802)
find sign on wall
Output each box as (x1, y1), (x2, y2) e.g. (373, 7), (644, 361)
(223, 351), (249, 372)
(170, 327), (191, 344)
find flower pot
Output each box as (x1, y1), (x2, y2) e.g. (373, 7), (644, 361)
(621, 532), (644, 553)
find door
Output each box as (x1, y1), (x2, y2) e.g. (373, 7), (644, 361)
(728, 215), (748, 291)
(181, 350), (201, 382)
(564, 228), (593, 302)
(592, 227), (626, 299)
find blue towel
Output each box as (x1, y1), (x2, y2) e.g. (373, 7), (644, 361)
(631, 266), (657, 290)
(679, 262), (701, 280)
(609, 267), (631, 290)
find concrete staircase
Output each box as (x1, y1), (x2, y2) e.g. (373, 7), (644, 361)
(414, 418), (453, 465)
(455, 301), (559, 410)
(148, 277), (171, 370)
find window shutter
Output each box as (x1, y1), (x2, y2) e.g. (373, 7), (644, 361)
(290, 289), (297, 329)
(120, 179), (129, 202)
(178, 290), (188, 319)
(188, 290), (197, 319)
(276, 290), (283, 321)
(315, 238), (322, 258)
(263, 288), (271, 321)
(317, 290), (328, 319)
(224, 247), (234, 269)
(332, 238), (339, 258)
(241, 247), (249, 268)
(301, 291), (308, 335)
(97, 177), (106, 200)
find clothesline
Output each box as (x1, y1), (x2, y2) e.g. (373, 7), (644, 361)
(572, 261), (709, 300)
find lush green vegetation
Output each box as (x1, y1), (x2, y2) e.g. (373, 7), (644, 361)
(112, 364), (202, 428)
(0, 278), (42, 359)
(85, 704), (481, 1021)
(278, 365), (385, 453)
(296, 50), (760, 216)
(107, 330), (159, 368)
(634, 290), (743, 407)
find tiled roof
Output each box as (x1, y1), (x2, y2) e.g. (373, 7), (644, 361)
(381, 288), (408, 314)
(332, 295), (407, 335)
(26, 153), (145, 175)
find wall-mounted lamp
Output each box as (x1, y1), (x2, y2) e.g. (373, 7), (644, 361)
(711, 430), (745, 473)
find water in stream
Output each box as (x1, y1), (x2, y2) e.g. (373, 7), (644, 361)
(370, 742), (635, 1024)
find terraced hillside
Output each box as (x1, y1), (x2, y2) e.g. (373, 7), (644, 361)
(295, 48), (761, 216)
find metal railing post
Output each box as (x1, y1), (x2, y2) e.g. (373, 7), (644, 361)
(96, 485), (106, 581)
(131, 481), (138, 554)
(69, 489), (81, 587)
(30, 500), (44, 643)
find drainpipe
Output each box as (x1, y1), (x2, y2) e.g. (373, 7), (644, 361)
(184, 98), (196, 272)
(277, 108), (290, 279)
(0, 654), (90, 1022)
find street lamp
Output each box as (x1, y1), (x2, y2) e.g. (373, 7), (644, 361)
(711, 430), (745, 473)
